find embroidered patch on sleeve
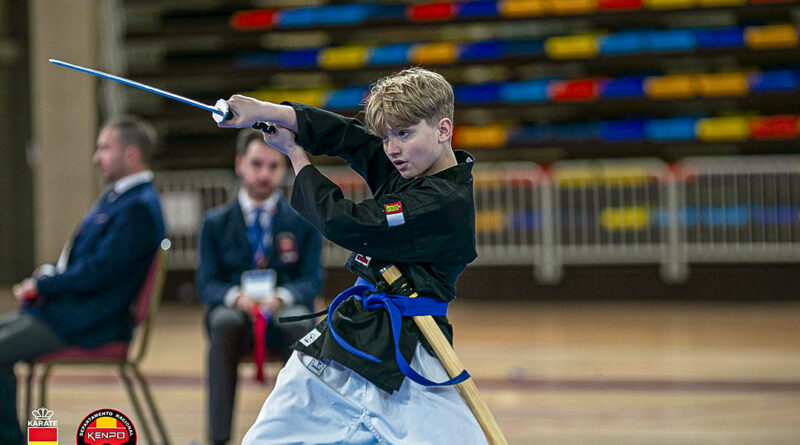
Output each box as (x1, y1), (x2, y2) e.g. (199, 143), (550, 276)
(384, 201), (405, 227)
(354, 253), (372, 267)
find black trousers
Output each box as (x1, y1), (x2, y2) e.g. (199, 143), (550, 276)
(0, 311), (64, 445)
(206, 305), (312, 444)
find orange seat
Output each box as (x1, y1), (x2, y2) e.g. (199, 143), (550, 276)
(24, 242), (171, 445)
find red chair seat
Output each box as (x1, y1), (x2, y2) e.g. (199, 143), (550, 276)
(38, 341), (130, 363)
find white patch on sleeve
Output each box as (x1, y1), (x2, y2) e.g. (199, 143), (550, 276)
(299, 328), (321, 347)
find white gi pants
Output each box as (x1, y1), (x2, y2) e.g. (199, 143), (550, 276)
(242, 342), (487, 445)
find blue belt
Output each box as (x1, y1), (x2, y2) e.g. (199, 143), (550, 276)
(327, 277), (470, 387)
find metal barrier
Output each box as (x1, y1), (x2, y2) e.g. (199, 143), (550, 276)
(152, 156), (800, 283)
(154, 170), (236, 269)
(549, 158), (682, 282)
(678, 155), (800, 263)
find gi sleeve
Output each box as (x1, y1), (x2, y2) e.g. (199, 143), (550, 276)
(287, 102), (395, 194)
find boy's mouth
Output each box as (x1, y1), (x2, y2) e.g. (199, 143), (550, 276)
(393, 160), (408, 170)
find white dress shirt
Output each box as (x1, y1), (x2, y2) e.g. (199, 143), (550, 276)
(223, 189), (295, 309)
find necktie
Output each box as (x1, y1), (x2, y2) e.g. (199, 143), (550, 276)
(249, 207), (265, 268)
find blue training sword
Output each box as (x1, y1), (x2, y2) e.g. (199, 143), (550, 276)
(49, 58), (275, 133)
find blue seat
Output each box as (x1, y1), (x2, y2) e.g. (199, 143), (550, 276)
(600, 120), (646, 141)
(601, 32), (648, 55)
(324, 86), (368, 110)
(695, 27), (744, 48)
(278, 7), (319, 27)
(277, 49), (320, 68)
(460, 40), (505, 61)
(317, 4), (372, 26)
(602, 77), (645, 98)
(369, 44), (412, 65)
(751, 206), (799, 225)
(511, 210), (542, 229)
(500, 79), (550, 103)
(458, 0), (498, 17)
(648, 30), (697, 52)
(645, 118), (698, 141)
(749, 70), (800, 92)
(455, 83), (502, 104)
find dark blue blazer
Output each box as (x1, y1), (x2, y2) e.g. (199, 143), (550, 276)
(26, 182), (165, 348)
(197, 196), (323, 313)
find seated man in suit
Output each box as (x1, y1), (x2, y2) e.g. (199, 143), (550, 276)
(1, 115), (165, 443)
(197, 129), (323, 445)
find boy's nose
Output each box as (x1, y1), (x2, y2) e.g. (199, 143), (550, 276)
(384, 140), (401, 155)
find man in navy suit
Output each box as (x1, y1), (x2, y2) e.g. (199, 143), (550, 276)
(197, 129), (323, 445)
(1, 115), (165, 443)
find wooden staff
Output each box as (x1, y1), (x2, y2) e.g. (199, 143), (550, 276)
(380, 265), (507, 445)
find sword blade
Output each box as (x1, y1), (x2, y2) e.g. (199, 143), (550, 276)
(49, 58), (224, 116)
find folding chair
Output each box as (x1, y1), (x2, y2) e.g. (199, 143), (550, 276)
(24, 241), (171, 445)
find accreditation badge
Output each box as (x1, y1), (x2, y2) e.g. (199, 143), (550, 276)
(384, 201), (405, 227)
(241, 269), (276, 301)
(277, 232), (299, 264)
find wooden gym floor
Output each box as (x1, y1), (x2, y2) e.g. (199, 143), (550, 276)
(3, 288), (800, 444)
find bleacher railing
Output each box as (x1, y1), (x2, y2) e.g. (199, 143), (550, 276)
(154, 155), (800, 283)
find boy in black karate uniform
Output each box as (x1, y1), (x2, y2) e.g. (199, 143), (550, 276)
(220, 68), (487, 444)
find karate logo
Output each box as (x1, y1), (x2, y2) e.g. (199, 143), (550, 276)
(27, 407), (58, 445)
(384, 201), (405, 227)
(76, 408), (136, 445)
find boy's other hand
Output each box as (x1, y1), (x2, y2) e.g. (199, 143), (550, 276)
(262, 125), (299, 156)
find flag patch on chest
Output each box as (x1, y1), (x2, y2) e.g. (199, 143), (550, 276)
(384, 201), (405, 227)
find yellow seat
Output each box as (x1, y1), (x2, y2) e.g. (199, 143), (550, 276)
(645, 75), (697, 99)
(410, 42), (458, 65)
(697, 72), (748, 97)
(745, 25), (799, 50)
(453, 125), (509, 148)
(545, 34), (600, 59)
(499, 0), (547, 17)
(601, 206), (651, 230)
(698, 0), (746, 6)
(646, 0), (695, 8)
(546, 0), (597, 15)
(697, 117), (750, 141)
(319, 46), (369, 70)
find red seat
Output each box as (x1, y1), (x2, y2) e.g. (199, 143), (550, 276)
(24, 242), (171, 445)
(37, 342), (129, 361)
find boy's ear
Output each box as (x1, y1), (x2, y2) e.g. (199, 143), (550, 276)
(437, 118), (453, 143)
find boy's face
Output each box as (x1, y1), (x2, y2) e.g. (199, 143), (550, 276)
(382, 118), (452, 179)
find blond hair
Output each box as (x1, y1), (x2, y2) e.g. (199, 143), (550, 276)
(363, 67), (454, 138)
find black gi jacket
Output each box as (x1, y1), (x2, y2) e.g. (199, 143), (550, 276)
(287, 102), (477, 392)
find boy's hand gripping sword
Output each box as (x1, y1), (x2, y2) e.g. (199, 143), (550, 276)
(380, 265), (508, 445)
(48, 58), (277, 134)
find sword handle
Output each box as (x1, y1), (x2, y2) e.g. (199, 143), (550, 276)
(214, 99), (276, 134)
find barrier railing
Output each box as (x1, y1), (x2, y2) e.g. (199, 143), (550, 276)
(678, 156), (800, 263)
(153, 155), (800, 283)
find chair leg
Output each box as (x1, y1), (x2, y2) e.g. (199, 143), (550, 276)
(129, 364), (171, 445)
(38, 364), (52, 408)
(118, 364), (156, 445)
(23, 362), (35, 430)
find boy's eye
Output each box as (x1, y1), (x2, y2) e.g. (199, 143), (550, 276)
(398, 130), (409, 138)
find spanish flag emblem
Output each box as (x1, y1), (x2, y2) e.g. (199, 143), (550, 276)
(384, 201), (405, 227)
(28, 427), (57, 445)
